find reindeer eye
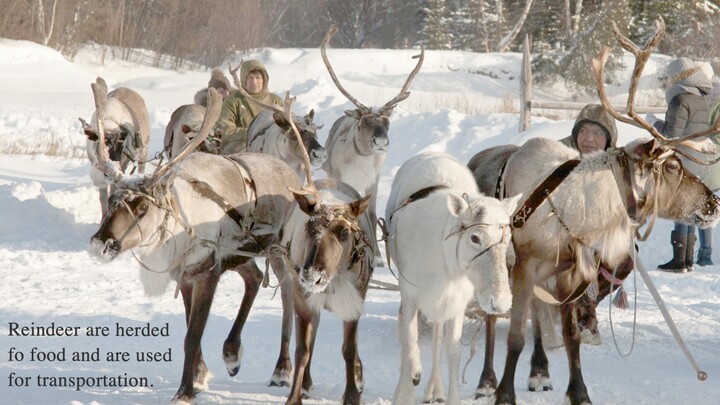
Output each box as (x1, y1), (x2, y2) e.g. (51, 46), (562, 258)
(665, 160), (680, 173)
(339, 228), (350, 240)
(138, 202), (149, 214)
(470, 234), (481, 244)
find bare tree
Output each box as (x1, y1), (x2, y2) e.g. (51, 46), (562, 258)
(34, 0), (57, 46)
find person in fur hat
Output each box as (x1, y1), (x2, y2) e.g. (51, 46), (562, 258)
(655, 57), (713, 272)
(193, 68), (235, 107)
(215, 60), (282, 155)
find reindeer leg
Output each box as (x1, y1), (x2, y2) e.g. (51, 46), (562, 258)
(173, 272), (220, 403)
(528, 298), (553, 392)
(444, 315), (463, 405)
(269, 255), (294, 387)
(475, 314), (498, 398)
(179, 279), (209, 391)
(223, 260), (262, 377)
(301, 312), (320, 395)
(424, 320), (445, 403)
(286, 309), (318, 405)
(560, 301), (592, 405)
(494, 253), (533, 405)
(393, 298), (420, 405)
(341, 319), (362, 405)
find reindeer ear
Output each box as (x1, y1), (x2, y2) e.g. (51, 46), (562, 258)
(307, 109), (315, 121)
(503, 193), (523, 215)
(291, 188), (317, 215)
(349, 194), (371, 218)
(447, 193), (468, 217)
(627, 138), (656, 160)
(273, 112), (291, 130)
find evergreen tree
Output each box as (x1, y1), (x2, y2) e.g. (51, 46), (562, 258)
(417, 0), (453, 49)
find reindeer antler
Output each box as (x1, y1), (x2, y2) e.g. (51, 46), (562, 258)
(90, 77), (124, 182)
(321, 25), (369, 113)
(379, 47), (424, 113)
(592, 16), (720, 153)
(321, 25), (424, 115)
(147, 87), (223, 186)
(228, 61), (318, 197)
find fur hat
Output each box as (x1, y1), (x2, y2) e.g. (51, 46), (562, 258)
(664, 57), (712, 89)
(208, 68), (233, 91)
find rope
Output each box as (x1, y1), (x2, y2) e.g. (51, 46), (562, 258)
(607, 239), (638, 358)
(635, 255), (708, 381)
(460, 316), (485, 384)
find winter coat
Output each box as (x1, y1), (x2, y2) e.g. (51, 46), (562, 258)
(660, 92), (711, 180)
(559, 103), (618, 151)
(701, 100), (720, 191)
(216, 60), (282, 154)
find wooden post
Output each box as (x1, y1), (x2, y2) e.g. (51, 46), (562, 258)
(519, 34), (531, 132)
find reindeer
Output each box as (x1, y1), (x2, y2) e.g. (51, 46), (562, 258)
(469, 17), (720, 405)
(246, 109), (327, 181)
(163, 103), (222, 158)
(320, 25), (424, 265)
(80, 81), (150, 218)
(385, 151), (519, 405)
(87, 82), (301, 403)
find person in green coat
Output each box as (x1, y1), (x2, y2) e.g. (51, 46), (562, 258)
(217, 60), (282, 154)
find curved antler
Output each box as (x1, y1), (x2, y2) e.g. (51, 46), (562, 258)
(591, 17), (667, 140)
(592, 16), (720, 151)
(147, 87), (223, 185)
(321, 25), (369, 113)
(90, 77), (124, 182)
(228, 61), (318, 197)
(380, 46), (424, 113)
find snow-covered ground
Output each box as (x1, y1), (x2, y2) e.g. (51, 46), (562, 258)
(1, 38), (718, 405)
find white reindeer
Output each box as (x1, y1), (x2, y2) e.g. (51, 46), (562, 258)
(88, 83), (301, 404)
(80, 81), (150, 217)
(320, 25), (424, 265)
(386, 152), (519, 405)
(246, 108), (326, 180)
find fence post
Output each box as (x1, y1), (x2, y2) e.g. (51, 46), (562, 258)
(519, 34), (531, 132)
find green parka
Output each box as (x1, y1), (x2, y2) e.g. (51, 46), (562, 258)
(217, 60), (282, 154)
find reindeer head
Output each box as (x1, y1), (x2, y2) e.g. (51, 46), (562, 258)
(321, 25), (424, 155)
(593, 16), (720, 232)
(444, 193), (520, 314)
(273, 109), (327, 167)
(291, 188), (370, 294)
(89, 189), (167, 261)
(624, 138), (720, 229)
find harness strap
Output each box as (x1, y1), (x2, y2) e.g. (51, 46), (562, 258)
(186, 179), (244, 226)
(512, 159), (580, 229)
(495, 159), (509, 199)
(611, 149), (638, 220)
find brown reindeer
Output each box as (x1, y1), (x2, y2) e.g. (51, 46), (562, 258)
(469, 17), (720, 405)
(230, 58), (375, 405)
(320, 25), (424, 266)
(87, 81), (302, 403)
(282, 179), (374, 405)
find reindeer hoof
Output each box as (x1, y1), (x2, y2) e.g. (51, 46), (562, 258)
(475, 386), (495, 398)
(223, 341), (243, 377)
(172, 385), (198, 404)
(269, 379), (290, 387)
(528, 374), (552, 392)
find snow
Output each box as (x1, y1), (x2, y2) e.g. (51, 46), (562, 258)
(1, 40), (718, 405)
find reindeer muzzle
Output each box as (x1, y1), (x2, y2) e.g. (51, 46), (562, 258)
(88, 237), (120, 262)
(298, 267), (329, 294)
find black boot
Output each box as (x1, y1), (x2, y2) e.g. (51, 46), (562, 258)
(697, 248), (714, 266)
(658, 231), (687, 273)
(685, 233), (696, 272)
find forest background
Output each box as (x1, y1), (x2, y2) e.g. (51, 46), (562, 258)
(3, 0), (719, 93)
